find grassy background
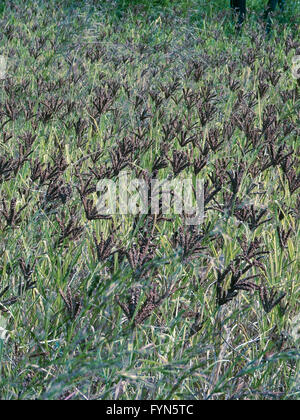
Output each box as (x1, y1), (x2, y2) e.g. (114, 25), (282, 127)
(0, 0), (299, 400)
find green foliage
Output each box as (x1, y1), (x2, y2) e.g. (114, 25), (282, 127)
(114, 0), (193, 17)
(0, 0), (6, 16)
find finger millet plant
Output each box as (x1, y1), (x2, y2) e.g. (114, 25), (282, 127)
(0, 0), (299, 400)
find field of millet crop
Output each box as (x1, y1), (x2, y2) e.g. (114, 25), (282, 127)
(0, 0), (299, 400)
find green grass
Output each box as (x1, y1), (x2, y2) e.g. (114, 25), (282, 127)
(0, 0), (299, 400)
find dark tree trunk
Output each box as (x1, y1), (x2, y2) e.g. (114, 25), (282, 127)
(230, 0), (285, 31)
(230, 0), (246, 27)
